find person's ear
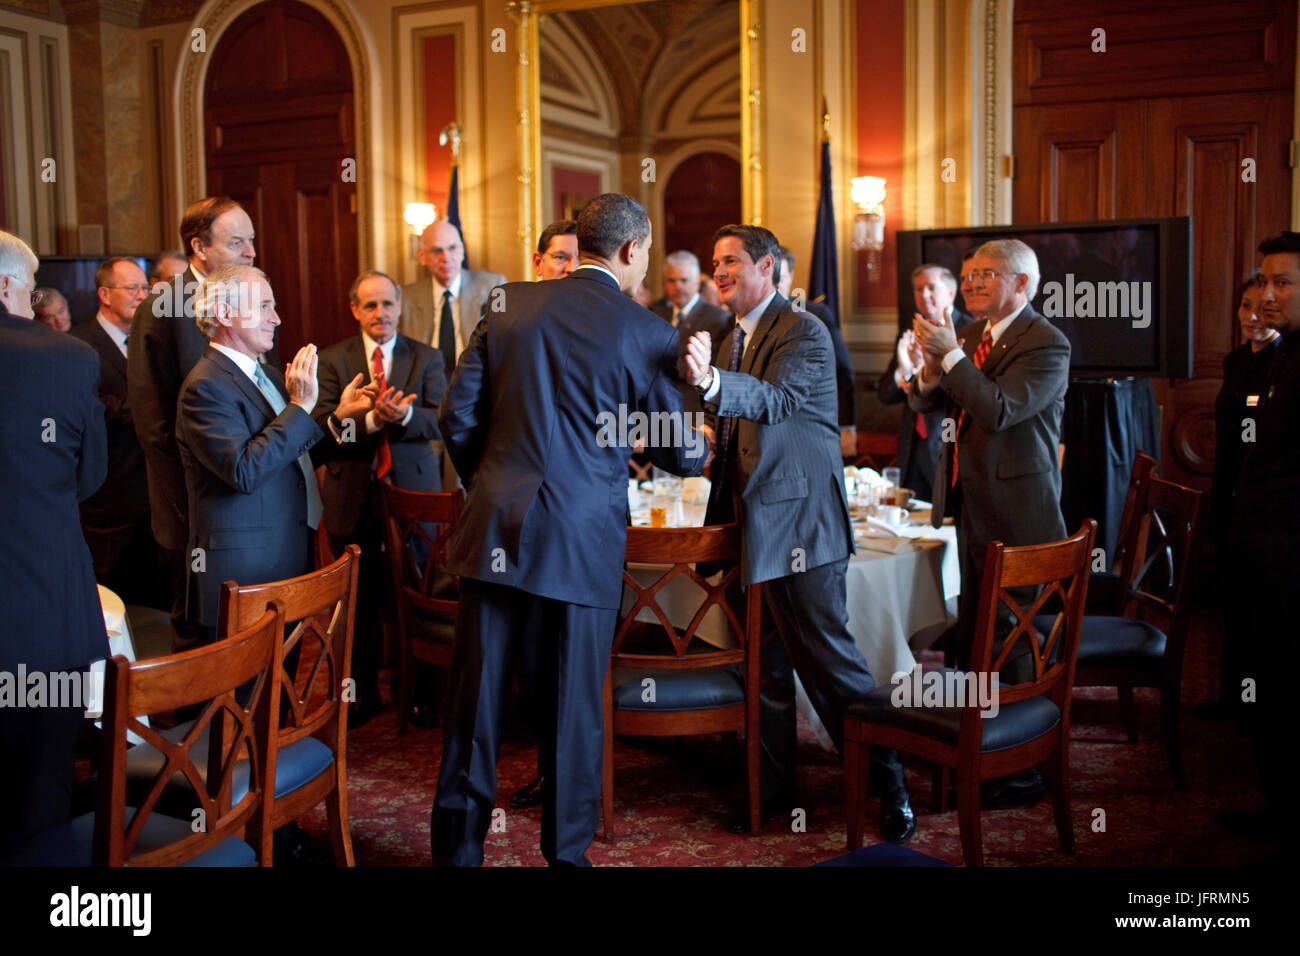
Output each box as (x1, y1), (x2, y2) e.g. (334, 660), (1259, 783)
(618, 239), (636, 265)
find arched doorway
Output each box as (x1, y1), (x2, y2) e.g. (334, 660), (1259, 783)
(204, 0), (359, 357)
(663, 152), (741, 270)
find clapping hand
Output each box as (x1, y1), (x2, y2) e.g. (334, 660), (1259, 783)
(335, 372), (378, 421)
(685, 330), (713, 388)
(373, 385), (417, 424)
(286, 345), (320, 413)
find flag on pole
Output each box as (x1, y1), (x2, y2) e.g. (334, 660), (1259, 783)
(808, 117), (840, 325)
(446, 163), (467, 269)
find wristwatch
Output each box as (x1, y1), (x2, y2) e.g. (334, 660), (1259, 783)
(328, 412), (344, 431)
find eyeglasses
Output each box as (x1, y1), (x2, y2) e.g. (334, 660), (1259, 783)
(105, 284), (149, 294)
(961, 269), (1021, 284)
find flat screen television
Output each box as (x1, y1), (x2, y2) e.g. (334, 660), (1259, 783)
(895, 218), (1193, 379)
(33, 255), (150, 328)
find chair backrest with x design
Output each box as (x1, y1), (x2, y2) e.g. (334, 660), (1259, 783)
(95, 603), (284, 866)
(615, 524), (762, 674)
(968, 521), (1097, 718)
(382, 485), (464, 620)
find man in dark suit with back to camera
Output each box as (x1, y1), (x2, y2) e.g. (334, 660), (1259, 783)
(684, 224), (914, 841)
(878, 263), (973, 504)
(313, 270), (447, 725)
(0, 229), (108, 854)
(70, 257), (163, 606)
(176, 265), (374, 637)
(432, 193), (708, 866)
(129, 196), (259, 646)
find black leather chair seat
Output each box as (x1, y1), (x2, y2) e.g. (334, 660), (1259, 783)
(124, 720), (334, 810)
(846, 669), (1061, 752)
(1, 811), (256, 867)
(1037, 614), (1166, 668)
(612, 665), (743, 712)
(408, 608), (456, 646)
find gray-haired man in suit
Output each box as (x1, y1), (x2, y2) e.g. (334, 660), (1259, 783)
(685, 224), (913, 841)
(400, 221), (506, 377)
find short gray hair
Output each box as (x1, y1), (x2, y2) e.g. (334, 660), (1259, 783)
(663, 250), (699, 275)
(194, 265), (268, 338)
(975, 238), (1040, 299)
(911, 263), (957, 291)
(0, 229), (38, 283)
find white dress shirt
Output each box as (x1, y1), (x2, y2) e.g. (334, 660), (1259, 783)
(671, 293), (701, 327)
(210, 341), (262, 384)
(700, 289), (776, 403)
(96, 311), (129, 358)
(360, 332), (414, 433)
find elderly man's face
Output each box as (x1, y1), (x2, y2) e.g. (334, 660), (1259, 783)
(1260, 253), (1300, 335)
(100, 261), (149, 327)
(0, 269), (35, 319)
(663, 262), (700, 309)
(913, 269), (956, 322)
(35, 292), (71, 331)
(198, 207), (256, 272)
(962, 253), (1026, 320)
(219, 277), (280, 358)
(351, 275), (401, 344)
(418, 222), (465, 287)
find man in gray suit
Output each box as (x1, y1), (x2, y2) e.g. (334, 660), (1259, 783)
(686, 224), (913, 841)
(400, 220), (506, 378)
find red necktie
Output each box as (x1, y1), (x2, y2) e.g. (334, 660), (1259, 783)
(371, 345), (392, 480)
(951, 330), (993, 488)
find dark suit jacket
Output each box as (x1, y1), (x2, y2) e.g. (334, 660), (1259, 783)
(440, 268), (707, 609)
(69, 318), (149, 526)
(0, 305), (109, 672)
(312, 333), (447, 538)
(877, 309), (972, 500)
(651, 296), (734, 415)
(805, 300), (856, 429)
(176, 346), (324, 629)
(703, 292), (854, 586)
(400, 268), (507, 352)
(128, 266), (209, 551)
(1211, 337), (1280, 545)
(909, 303), (1069, 551)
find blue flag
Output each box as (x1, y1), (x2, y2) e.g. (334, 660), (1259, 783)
(808, 139), (840, 325)
(447, 164), (467, 269)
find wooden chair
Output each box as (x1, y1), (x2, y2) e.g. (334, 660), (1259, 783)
(602, 524), (762, 838)
(851, 431), (899, 470)
(1070, 475), (1203, 788)
(844, 521), (1097, 866)
(1087, 452), (1158, 614)
(382, 484), (464, 735)
(219, 545), (361, 865)
(4, 604), (284, 866)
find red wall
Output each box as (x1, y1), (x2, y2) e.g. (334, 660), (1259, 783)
(423, 34), (457, 215)
(854, 0), (905, 310)
(551, 167), (601, 223)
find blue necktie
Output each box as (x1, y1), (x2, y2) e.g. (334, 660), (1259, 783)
(716, 325), (746, 463)
(253, 364), (323, 530)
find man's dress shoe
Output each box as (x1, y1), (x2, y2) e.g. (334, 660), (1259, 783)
(980, 769), (1046, 807)
(510, 775), (545, 809)
(880, 787), (916, 842)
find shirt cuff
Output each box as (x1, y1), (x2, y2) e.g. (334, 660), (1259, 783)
(700, 366), (722, 404)
(399, 403), (415, 427)
(364, 410), (382, 434)
(941, 347), (966, 374)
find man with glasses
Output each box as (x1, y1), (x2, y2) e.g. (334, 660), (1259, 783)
(0, 229), (108, 855)
(69, 257), (162, 606)
(909, 239), (1069, 804)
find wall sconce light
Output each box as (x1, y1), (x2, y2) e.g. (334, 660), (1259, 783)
(404, 202), (437, 258)
(850, 176), (886, 281)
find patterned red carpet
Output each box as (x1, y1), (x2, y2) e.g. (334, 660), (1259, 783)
(295, 610), (1271, 867)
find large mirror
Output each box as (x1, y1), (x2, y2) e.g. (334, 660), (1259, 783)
(512, 0), (761, 279)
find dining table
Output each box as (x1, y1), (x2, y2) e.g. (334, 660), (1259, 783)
(624, 479), (960, 749)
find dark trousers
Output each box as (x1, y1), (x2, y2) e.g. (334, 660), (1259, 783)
(432, 578), (616, 866)
(84, 517), (170, 610)
(759, 559), (905, 802)
(0, 691), (86, 855)
(163, 545), (205, 650)
(329, 485), (386, 707)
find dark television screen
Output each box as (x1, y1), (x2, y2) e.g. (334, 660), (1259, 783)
(33, 255), (150, 328)
(897, 218), (1192, 378)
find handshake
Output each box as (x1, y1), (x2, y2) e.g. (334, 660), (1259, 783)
(282, 344), (418, 424)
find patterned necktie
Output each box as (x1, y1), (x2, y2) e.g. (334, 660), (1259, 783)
(371, 345), (392, 480)
(253, 364), (323, 529)
(716, 325), (747, 463)
(671, 307), (680, 328)
(951, 329), (994, 488)
(438, 289), (456, 378)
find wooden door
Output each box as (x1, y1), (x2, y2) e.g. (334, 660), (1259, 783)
(204, 0), (358, 358)
(1012, 0), (1295, 491)
(664, 153), (742, 269)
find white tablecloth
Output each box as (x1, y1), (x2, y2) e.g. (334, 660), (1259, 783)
(92, 585), (146, 742)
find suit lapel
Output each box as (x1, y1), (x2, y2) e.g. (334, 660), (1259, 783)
(741, 292), (786, 376)
(88, 320), (128, 378)
(207, 347), (278, 418)
(979, 307), (1034, 379)
(389, 334), (414, 390)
